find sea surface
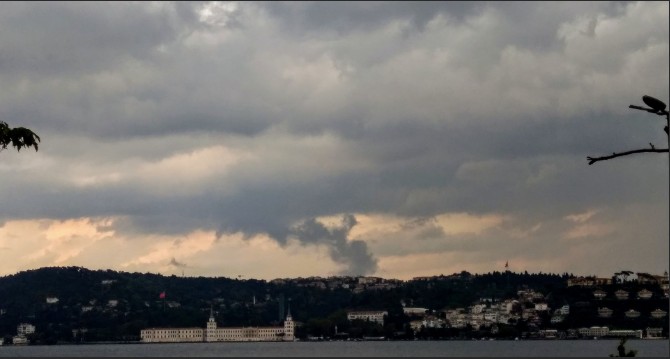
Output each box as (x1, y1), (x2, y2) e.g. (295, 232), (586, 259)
(0, 340), (668, 357)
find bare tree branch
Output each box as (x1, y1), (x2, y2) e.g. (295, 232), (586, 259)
(587, 96), (669, 166)
(587, 147), (669, 165)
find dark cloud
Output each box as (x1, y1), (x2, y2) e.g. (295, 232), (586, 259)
(289, 214), (377, 276)
(0, 2), (195, 77)
(0, 2), (667, 276)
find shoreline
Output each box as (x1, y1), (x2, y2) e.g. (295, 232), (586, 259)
(3, 337), (667, 347)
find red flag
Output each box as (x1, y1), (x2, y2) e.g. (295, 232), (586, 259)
(159, 291), (166, 299)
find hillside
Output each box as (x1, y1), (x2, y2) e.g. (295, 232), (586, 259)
(0, 267), (666, 343)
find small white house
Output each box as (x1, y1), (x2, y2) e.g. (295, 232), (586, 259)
(12, 336), (29, 345)
(403, 307), (429, 316)
(46, 296), (59, 304)
(17, 323), (36, 336)
(650, 309), (667, 319)
(534, 303), (549, 311)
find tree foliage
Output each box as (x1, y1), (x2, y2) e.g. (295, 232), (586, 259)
(0, 121), (40, 152)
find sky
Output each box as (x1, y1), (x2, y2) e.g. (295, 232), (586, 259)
(0, 1), (668, 281)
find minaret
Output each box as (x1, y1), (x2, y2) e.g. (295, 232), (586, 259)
(283, 300), (294, 341)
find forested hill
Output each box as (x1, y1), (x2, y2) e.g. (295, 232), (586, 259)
(0, 267), (576, 342)
(0, 267), (571, 318)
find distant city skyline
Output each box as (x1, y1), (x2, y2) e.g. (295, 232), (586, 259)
(0, 2), (668, 280)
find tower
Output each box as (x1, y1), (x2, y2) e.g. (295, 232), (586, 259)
(283, 303), (294, 341)
(206, 307), (217, 342)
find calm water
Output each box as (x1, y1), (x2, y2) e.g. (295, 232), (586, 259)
(1, 340), (668, 357)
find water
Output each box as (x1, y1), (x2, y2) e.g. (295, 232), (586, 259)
(0, 340), (668, 357)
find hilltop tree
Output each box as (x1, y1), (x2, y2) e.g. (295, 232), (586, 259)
(614, 270), (634, 284)
(587, 95), (669, 165)
(0, 121), (40, 153)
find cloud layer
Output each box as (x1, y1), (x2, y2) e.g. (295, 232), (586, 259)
(0, 2), (667, 279)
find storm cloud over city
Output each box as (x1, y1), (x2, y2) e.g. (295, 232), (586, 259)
(0, 1), (667, 279)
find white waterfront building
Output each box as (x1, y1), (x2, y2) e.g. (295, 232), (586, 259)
(346, 311), (388, 325)
(141, 310), (295, 343)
